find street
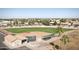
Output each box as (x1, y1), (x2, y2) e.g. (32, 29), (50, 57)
(0, 32), (9, 50)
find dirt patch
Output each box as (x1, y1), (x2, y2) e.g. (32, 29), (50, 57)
(51, 30), (79, 50)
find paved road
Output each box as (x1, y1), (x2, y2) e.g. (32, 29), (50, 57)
(12, 46), (31, 50)
(0, 32), (9, 50)
(1, 25), (79, 29)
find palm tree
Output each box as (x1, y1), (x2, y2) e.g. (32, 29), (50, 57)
(9, 20), (13, 27)
(13, 19), (18, 26)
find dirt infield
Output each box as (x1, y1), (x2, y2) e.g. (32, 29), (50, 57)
(18, 31), (52, 37)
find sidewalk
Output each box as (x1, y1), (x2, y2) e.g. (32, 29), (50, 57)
(1, 25), (79, 29)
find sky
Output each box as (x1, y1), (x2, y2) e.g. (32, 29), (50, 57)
(0, 8), (79, 18)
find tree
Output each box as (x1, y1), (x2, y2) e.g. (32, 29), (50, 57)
(41, 19), (50, 26)
(49, 42), (60, 50)
(53, 21), (57, 25)
(60, 35), (69, 49)
(13, 19), (18, 26)
(60, 18), (66, 23)
(57, 26), (64, 36)
(6, 19), (13, 27)
(28, 20), (35, 25)
(9, 20), (13, 27)
(36, 19), (41, 25)
(20, 19), (25, 25)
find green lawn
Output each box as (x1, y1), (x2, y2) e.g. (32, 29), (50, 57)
(6, 27), (71, 34)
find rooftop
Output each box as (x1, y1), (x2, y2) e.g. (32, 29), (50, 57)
(4, 32), (51, 42)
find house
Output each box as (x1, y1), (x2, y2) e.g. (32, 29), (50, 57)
(60, 22), (71, 26)
(50, 21), (54, 25)
(72, 22), (79, 27)
(0, 21), (10, 27)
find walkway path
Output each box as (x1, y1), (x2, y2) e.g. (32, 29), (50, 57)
(1, 25), (79, 29)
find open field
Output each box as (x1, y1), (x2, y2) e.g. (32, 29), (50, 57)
(5, 27), (71, 33)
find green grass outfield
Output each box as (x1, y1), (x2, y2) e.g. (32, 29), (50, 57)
(6, 27), (71, 34)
